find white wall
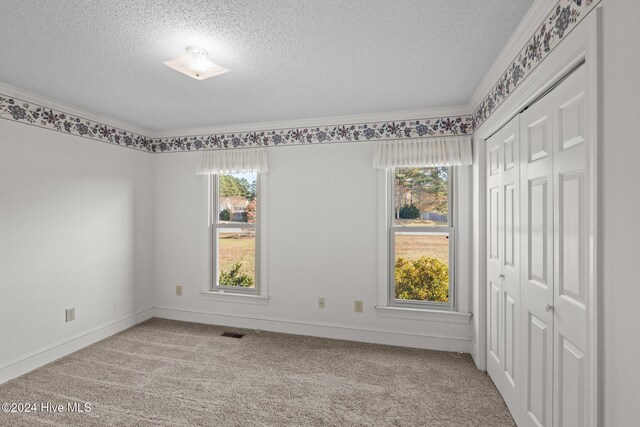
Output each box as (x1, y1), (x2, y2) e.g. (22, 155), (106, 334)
(153, 142), (471, 351)
(601, 1), (640, 425)
(0, 119), (154, 381)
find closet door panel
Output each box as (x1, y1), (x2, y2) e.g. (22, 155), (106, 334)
(504, 292), (517, 385)
(558, 171), (585, 304)
(526, 312), (550, 425)
(529, 178), (550, 285)
(501, 116), (521, 401)
(558, 336), (585, 427)
(486, 115), (521, 419)
(553, 65), (588, 427)
(486, 133), (503, 376)
(520, 93), (554, 427)
(489, 280), (501, 362)
(504, 184), (516, 268)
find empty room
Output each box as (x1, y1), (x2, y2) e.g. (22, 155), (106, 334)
(0, 0), (637, 425)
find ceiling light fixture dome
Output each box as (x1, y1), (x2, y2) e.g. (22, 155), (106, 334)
(164, 47), (229, 80)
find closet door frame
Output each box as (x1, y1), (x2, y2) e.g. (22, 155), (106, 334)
(473, 9), (601, 426)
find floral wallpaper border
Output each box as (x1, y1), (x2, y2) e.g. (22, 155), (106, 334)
(0, 94), (152, 152)
(0, 91), (472, 152)
(149, 116), (473, 152)
(472, 0), (601, 128)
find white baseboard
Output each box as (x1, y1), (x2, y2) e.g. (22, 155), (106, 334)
(1, 306), (471, 384)
(0, 308), (154, 385)
(153, 306), (471, 353)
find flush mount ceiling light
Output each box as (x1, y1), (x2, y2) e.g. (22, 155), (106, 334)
(163, 47), (229, 80)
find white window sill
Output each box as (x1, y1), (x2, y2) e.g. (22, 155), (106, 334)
(375, 306), (472, 324)
(200, 291), (270, 305)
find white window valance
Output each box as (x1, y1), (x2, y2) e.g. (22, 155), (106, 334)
(372, 136), (472, 169)
(196, 148), (268, 175)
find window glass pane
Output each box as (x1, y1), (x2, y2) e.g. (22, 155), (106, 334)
(218, 172), (257, 224)
(394, 231), (449, 303)
(394, 167), (448, 226)
(217, 228), (255, 288)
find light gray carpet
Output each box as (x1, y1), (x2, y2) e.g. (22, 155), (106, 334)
(0, 318), (514, 426)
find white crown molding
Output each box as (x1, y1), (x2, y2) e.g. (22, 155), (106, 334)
(148, 105), (471, 139)
(466, 0), (557, 111)
(0, 81), (154, 137)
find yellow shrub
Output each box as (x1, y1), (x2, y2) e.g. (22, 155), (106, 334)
(395, 257), (448, 302)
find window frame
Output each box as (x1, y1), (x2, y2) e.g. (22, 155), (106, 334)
(210, 173), (262, 295)
(387, 166), (456, 310)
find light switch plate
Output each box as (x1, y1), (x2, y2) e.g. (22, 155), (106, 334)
(65, 308), (75, 322)
(176, 285), (183, 296)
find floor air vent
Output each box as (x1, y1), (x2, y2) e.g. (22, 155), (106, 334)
(221, 332), (245, 339)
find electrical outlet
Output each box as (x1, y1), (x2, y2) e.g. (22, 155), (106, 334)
(65, 308), (75, 322)
(318, 298), (325, 309)
(176, 285), (183, 296)
(354, 300), (363, 313)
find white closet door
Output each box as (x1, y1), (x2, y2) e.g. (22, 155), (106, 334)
(552, 66), (589, 427)
(518, 64), (589, 427)
(488, 63), (589, 427)
(520, 84), (554, 427)
(486, 115), (521, 420)
(486, 131), (502, 382)
(500, 116), (521, 409)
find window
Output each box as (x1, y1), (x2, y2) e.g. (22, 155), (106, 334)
(211, 172), (259, 294)
(389, 166), (454, 308)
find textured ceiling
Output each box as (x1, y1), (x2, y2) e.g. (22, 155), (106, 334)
(0, 0), (533, 132)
